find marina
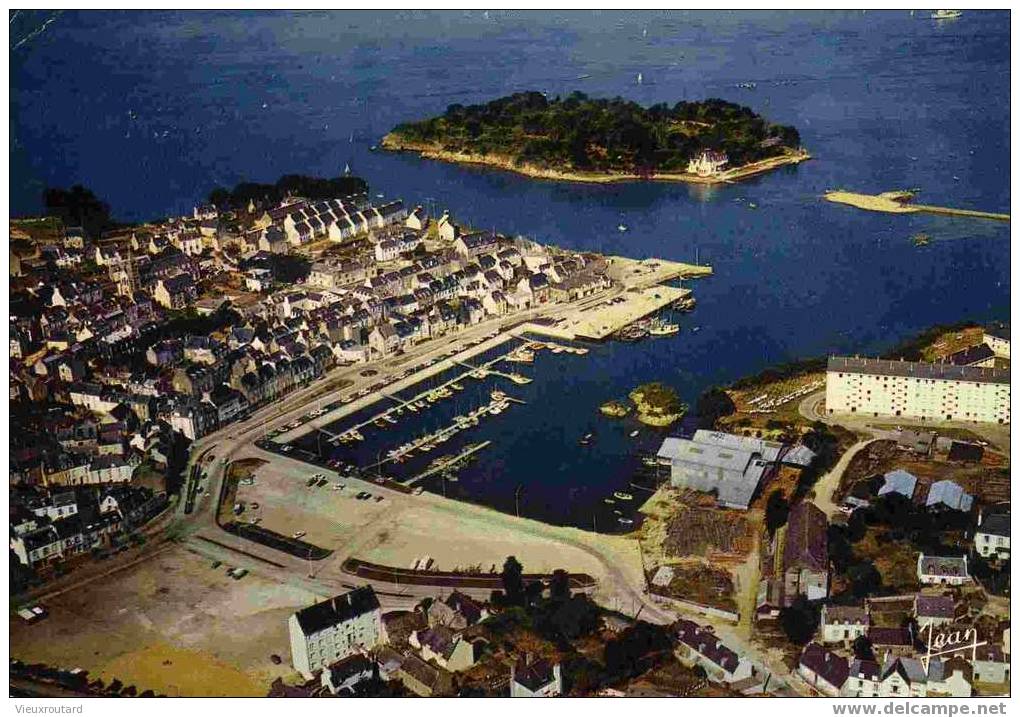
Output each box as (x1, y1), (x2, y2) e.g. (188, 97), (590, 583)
(282, 321), (689, 531)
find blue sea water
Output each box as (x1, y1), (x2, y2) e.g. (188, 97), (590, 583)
(12, 10), (1010, 527)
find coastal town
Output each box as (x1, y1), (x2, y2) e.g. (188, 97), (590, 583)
(8, 175), (1011, 699)
(8, 7), (1012, 707)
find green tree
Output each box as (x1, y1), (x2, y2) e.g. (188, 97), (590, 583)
(765, 490), (790, 535)
(549, 569), (571, 602)
(43, 185), (113, 238)
(501, 556), (525, 606)
(779, 595), (820, 645)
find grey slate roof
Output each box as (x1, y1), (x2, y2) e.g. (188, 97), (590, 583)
(879, 469), (917, 499)
(293, 586), (380, 636)
(926, 480), (973, 512)
(827, 356), (1009, 385)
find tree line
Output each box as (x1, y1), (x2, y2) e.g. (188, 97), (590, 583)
(392, 91), (801, 173)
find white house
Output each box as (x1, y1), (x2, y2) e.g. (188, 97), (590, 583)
(819, 605), (869, 645)
(510, 658), (562, 697)
(917, 554), (971, 586)
(687, 150), (728, 177)
(797, 644), (849, 697)
(288, 586), (384, 679)
(675, 619), (755, 685)
(974, 509), (1010, 560)
(409, 626), (476, 672)
(405, 205), (429, 231)
(972, 645), (1009, 685)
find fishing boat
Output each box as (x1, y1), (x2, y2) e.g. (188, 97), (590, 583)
(673, 296), (696, 312)
(613, 491), (634, 501)
(649, 318), (680, 336)
(507, 348), (535, 363)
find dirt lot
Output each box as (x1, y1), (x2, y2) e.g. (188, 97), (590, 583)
(836, 440), (1010, 507)
(9, 546), (318, 696)
(231, 451), (631, 590)
(639, 488), (756, 614)
(649, 562), (738, 613)
(643, 490), (753, 563)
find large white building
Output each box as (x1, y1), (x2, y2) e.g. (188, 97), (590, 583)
(825, 356), (1010, 425)
(983, 323), (1010, 359)
(288, 586), (384, 679)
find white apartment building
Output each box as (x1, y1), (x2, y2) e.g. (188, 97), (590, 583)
(288, 586), (384, 679)
(983, 324), (1009, 359)
(826, 356), (1009, 425)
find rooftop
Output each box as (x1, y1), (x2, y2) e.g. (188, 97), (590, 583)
(827, 356), (1009, 385)
(293, 586), (380, 636)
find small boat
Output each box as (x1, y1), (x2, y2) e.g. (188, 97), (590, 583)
(614, 510), (623, 516)
(932, 9), (962, 19)
(642, 456), (659, 467)
(618, 517), (634, 526)
(912, 232), (931, 247)
(636, 72), (643, 85)
(491, 390), (507, 401)
(576, 73), (592, 80)
(613, 491), (634, 501)
(579, 432), (594, 446)
(383, 415), (397, 424)
(374, 419), (387, 428)
(629, 430), (640, 438)
(604, 498), (616, 505)
(649, 318), (680, 336)
(618, 224), (628, 232)
(574, 347), (589, 355)
(691, 326), (701, 333)
(509, 374), (532, 385)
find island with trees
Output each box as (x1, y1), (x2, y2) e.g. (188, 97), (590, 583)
(383, 91), (808, 184)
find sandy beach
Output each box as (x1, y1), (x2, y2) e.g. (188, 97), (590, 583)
(381, 134), (810, 186)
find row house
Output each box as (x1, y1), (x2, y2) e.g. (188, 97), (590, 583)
(153, 273), (198, 310)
